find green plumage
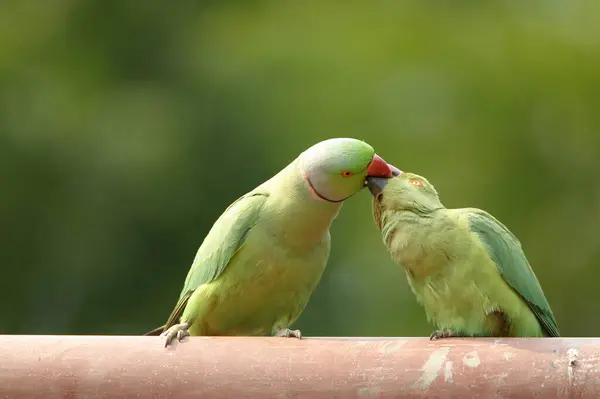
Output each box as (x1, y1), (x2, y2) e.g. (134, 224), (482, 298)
(467, 209), (559, 337)
(147, 138), (396, 345)
(368, 172), (559, 338)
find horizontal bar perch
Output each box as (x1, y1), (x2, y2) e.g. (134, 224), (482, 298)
(0, 335), (598, 398)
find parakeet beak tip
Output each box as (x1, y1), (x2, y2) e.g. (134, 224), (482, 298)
(367, 154), (402, 178)
(366, 176), (389, 197)
(390, 164), (402, 177)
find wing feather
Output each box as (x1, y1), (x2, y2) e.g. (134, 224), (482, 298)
(466, 209), (560, 337)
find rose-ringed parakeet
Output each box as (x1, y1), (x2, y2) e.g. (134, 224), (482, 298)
(146, 138), (400, 346)
(366, 172), (559, 339)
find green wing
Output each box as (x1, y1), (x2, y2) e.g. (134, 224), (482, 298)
(466, 209), (560, 337)
(180, 191), (268, 294)
(148, 191), (268, 334)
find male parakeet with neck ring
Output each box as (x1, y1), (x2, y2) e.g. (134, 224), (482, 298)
(147, 138), (400, 346)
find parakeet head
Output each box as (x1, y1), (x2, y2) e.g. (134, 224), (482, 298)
(299, 138), (400, 202)
(367, 172), (444, 229)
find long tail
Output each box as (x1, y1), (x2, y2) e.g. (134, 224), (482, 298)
(144, 325), (166, 336)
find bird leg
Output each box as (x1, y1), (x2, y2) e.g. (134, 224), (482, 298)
(274, 328), (302, 339)
(429, 328), (463, 341)
(160, 322), (190, 347)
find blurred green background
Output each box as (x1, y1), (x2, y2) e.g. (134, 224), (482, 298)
(2, 1), (598, 337)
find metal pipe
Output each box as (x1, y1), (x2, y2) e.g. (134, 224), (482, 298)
(0, 335), (597, 398)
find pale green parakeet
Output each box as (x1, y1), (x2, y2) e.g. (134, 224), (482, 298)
(367, 172), (559, 339)
(147, 138), (400, 346)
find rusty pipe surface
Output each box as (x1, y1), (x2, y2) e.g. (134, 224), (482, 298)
(0, 335), (598, 398)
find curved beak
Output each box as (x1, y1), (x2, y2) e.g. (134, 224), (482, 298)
(366, 154), (402, 178)
(366, 177), (389, 197)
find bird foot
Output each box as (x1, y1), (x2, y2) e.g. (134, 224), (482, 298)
(275, 328), (302, 339)
(160, 322), (190, 347)
(430, 328), (459, 341)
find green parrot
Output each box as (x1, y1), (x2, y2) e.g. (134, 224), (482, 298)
(366, 171), (559, 339)
(147, 138), (399, 346)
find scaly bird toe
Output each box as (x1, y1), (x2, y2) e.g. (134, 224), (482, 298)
(429, 328), (457, 341)
(160, 322), (190, 347)
(275, 328), (302, 339)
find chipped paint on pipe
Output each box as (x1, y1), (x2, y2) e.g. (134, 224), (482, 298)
(413, 346), (450, 390)
(462, 350), (481, 368)
(0, 335), (599, 398)
(444, 360), (454, 383)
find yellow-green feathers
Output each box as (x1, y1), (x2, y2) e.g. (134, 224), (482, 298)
(370, 173), (559, 338)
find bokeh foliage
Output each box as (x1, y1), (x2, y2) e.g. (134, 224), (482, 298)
(2, 1), (599, 336)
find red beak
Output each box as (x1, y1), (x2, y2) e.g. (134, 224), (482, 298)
(366, 154), (402, 178)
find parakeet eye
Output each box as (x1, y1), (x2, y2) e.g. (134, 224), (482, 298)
(341, 171), (354, 178)
(409, 179), (423, 187)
